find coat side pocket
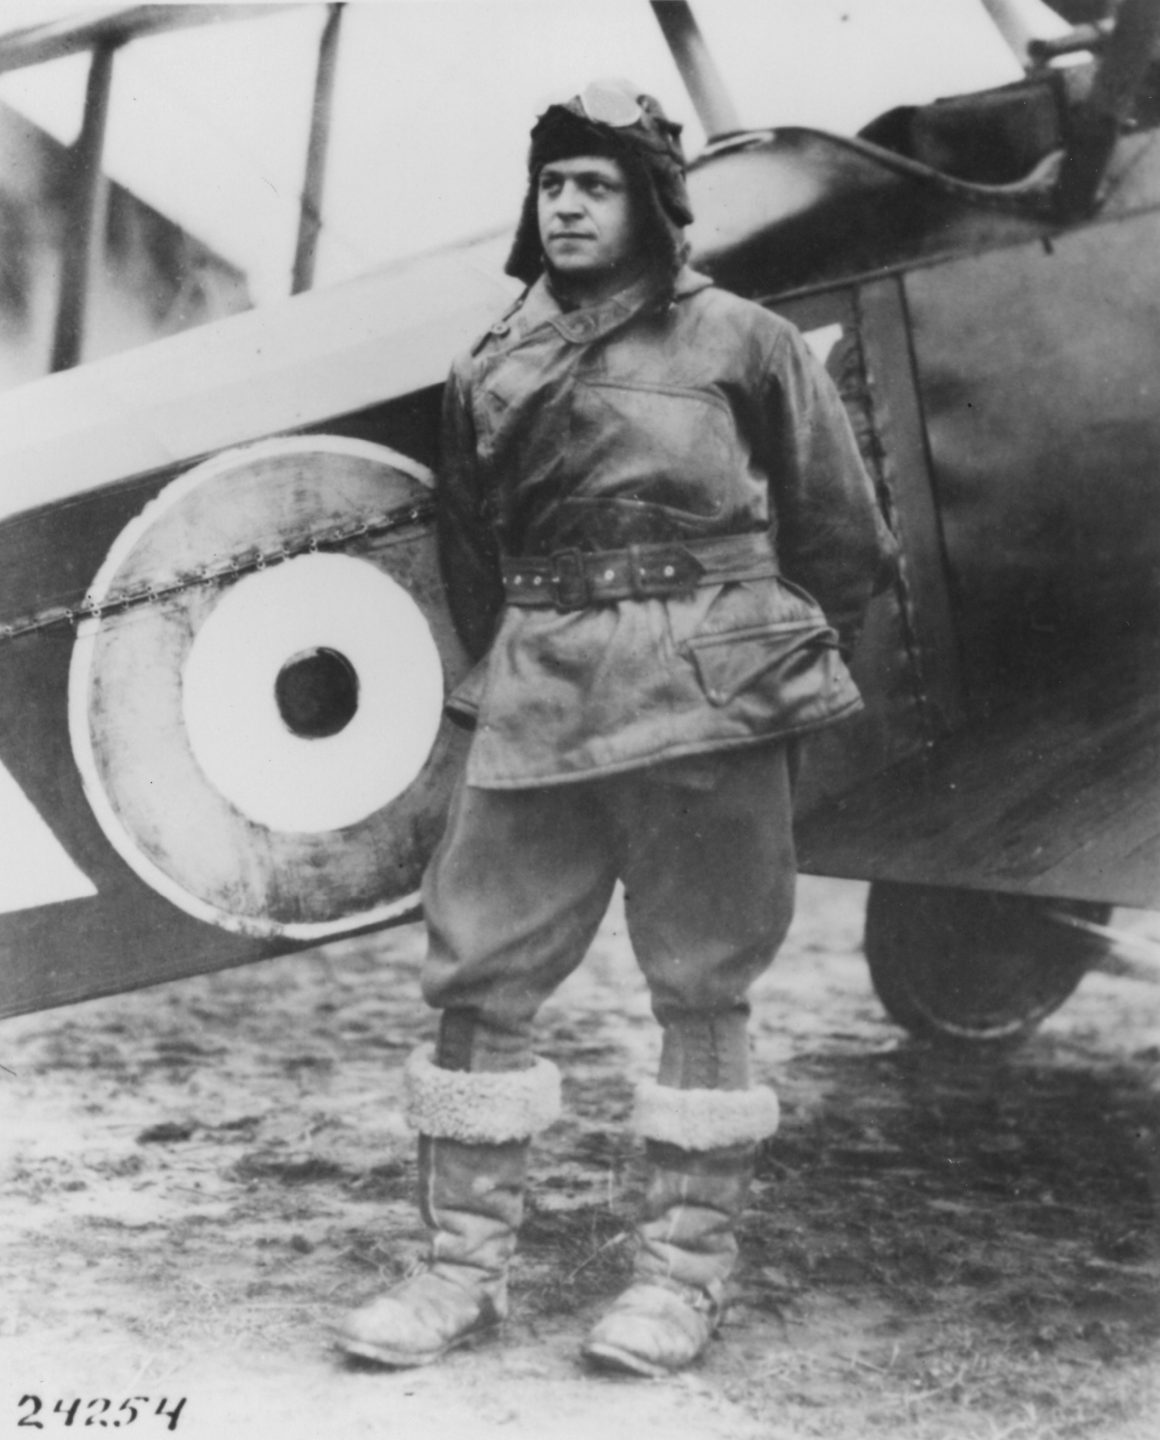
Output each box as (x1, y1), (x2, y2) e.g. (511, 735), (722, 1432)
(683, 622), (840, 708)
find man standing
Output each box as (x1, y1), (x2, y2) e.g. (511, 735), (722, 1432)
(338, 79), (894, 1377)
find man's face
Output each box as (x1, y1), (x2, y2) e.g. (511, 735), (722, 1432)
(537, 155), (639, 295)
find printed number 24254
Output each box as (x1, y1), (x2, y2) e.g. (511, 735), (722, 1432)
(17, 1397), (186, 1431)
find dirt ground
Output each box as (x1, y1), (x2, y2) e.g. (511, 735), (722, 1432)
(1, 877), (1158, 1440)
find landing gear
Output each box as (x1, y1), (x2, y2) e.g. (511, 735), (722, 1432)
(864, 883), (1111, 1045)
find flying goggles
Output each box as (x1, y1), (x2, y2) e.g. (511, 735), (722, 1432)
(574, 79), (645, 128)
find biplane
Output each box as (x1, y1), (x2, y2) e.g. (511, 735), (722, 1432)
(0, 0), (1156, 1044)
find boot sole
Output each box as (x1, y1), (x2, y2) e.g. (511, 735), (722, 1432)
(581, 1338), (673, 1379)
(336, 1321), (500, 1369)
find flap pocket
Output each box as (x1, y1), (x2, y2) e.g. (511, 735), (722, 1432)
(684, 622), (838, 708)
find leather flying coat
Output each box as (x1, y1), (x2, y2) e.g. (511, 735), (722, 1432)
(436, 266), (895, 788)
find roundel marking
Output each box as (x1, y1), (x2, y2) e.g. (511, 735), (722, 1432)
(182, 552), (443, 833)
(68, 435), (471, 939)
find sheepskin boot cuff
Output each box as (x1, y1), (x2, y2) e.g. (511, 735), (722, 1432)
(633, 1079), (780, 1152)
(404, 1045), (562, 1144)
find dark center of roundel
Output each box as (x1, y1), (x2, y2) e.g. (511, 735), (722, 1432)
(274, 647), (360, 739)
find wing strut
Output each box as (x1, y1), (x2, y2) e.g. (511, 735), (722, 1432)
(648, 1), (741, 140)
(977, 0), (1070, 67)
(50, 39), (116, 373)
(1055, 0), (1160, 216)
(292, 2), (343, 295)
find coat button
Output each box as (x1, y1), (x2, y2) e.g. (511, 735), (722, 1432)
(490, 321), (510, 336)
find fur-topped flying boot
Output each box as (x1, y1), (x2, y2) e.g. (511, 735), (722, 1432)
(336, 1045), (560, 1367)
(582, 1079), (780, 1377)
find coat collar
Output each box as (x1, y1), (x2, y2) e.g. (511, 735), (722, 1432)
(494, 266), (713, 349)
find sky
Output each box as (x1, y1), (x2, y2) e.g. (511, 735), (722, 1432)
(0, 1), (1042, 304)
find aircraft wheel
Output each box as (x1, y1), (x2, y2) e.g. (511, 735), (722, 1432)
(863, 882), (1111, 1045)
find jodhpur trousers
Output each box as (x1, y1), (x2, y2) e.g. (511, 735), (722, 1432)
(420, 742), (798, 1086)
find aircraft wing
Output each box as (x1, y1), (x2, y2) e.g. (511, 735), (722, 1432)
(0, 236), (516, 1021)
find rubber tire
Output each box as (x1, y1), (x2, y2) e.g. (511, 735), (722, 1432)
(864, 882), (1111, 1045)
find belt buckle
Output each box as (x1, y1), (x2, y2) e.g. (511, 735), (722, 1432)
(550, 549), (590, 610)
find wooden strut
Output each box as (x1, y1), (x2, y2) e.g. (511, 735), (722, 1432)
(292, 2), (344, 296)
(49, 39), (116, 373)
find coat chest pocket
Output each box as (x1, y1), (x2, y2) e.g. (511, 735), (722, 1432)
(572, 380), (741, 515)
(683, 621), (839, 707)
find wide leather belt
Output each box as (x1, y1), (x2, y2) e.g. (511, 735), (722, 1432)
(502, 532), (777, 611)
